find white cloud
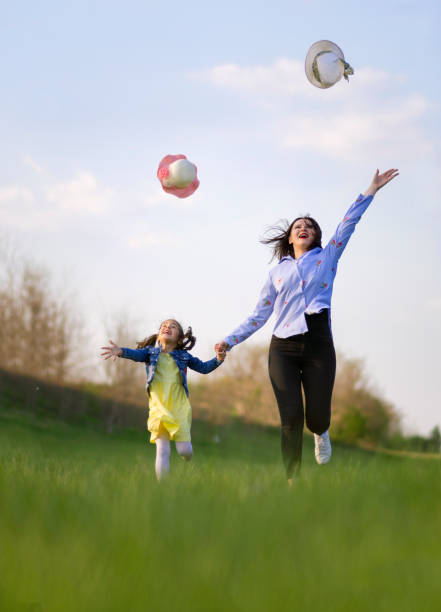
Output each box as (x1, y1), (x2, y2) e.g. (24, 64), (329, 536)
(0, 186), (38, 229)
(281, 94), (433, 160)
(193, 59), (437, 162)
(0, 168), (116, 231)
(0, 186), (35, 204)
(192, 60), (406, 103)
(193, 58), (311, 99)
(46, 172), (114, 214)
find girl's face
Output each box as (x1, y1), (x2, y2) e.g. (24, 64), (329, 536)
(158, 320), (181, 346)
(289, 218), (317, 252)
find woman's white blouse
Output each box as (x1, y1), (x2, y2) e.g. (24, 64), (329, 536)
(224, 193), (374, 347)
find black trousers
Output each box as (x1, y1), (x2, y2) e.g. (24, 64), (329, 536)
(268, 310), (336, 478)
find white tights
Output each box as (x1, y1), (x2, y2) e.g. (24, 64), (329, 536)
(155, 436), (193, 481)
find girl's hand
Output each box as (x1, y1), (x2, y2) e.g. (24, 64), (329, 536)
(216, 349), (226, 362)
(101, 340), (122, 361)
(364, 168), (399, 196)
(215, 341), (229, 352)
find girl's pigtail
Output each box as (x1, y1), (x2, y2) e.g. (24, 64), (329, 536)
(179, 326), (196, 351)
(136, 334), (158, 349)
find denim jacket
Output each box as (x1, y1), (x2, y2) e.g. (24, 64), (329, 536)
(120, 345), (222, 397)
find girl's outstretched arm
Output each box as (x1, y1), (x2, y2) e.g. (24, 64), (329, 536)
(101, 341), (150, 363)
(119, 347), (151, 362)
(187, 354), (223, 374)
(101, 340), (123, 361)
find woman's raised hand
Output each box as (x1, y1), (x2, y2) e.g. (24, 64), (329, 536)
(101, 340), (122, 361)
(364, 168), (399, 196)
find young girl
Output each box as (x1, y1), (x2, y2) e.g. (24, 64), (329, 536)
(101, 319), (226, 480)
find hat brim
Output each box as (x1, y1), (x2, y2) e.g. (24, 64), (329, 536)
(305, 40), (345, 89)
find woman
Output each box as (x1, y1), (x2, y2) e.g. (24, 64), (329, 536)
(215, 169), (398, 483)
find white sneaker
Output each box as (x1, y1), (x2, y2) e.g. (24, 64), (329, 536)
(314, 431), (332, 464)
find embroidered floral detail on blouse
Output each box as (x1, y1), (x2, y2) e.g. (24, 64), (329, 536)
(321, 282), (328, 288)
(337, 241), (342, 248)
(277, 278), (282, 284)
(233, 337), (239, 344)
(344, 216), (349, 221)
(285, 323), (290, 327)
(356, 195), (363, 202)
(251, 320), (258, 328)
(317, 260), (322, 267)
(284, 300), (288, 305)
(264, 299), (271, 306)
(302, 280), (306, 288)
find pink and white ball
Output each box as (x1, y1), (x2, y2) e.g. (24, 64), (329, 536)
(157, 154), (199, 198)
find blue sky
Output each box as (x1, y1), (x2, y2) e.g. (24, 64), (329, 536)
(1, 0), (440, 434)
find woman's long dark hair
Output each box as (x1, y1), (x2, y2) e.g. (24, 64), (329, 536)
(136, 320), (196, 351)
(261, 216), (322, 261)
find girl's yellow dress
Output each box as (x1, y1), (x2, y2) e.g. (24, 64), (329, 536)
(147, 352), (192, 443)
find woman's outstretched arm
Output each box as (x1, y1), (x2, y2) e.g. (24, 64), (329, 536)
(324, 168), (399, 261)
(216, 272), (277, 351)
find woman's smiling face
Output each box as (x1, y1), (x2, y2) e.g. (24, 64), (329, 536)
(289, 218), (317, 253)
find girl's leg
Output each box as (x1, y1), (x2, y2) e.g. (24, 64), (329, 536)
(175, 442), (193, 461)
(268, 336), (304, 479)
(155, 436), (171, 481)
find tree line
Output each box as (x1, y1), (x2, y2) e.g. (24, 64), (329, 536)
(0, 239), (84, 384)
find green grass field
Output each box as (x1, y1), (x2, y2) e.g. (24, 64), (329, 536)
(1, 405), (440, 612)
